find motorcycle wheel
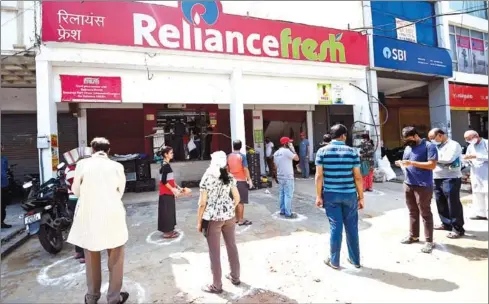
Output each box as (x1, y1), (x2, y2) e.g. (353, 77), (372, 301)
(38, 224), (64, 254)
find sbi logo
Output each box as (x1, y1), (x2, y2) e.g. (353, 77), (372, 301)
(382, 46), (407, 61)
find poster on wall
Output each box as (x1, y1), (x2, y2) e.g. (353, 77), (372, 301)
(317, 83), (345, 105)
(318, 83), (332, 105)
(471, 37), (487, 75)
(60, 75), (122, 103)
(395, 18), (417, 43)
(456, 35), (472, 73)
(209, 112), (217, 128)
(50, 134), (59, 171)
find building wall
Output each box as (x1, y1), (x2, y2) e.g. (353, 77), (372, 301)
(0, 1), (39, 54)
(0, 87), (69, 112)
(371, 1), (438, 46)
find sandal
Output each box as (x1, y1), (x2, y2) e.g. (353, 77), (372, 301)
(434, 224), (451, 231)
(400, 236), (419, 244)
(163, 231), (179, 239)
(201, 284), (223, 294)
(421, 242), (435, 254)
(225, 274), (241, 286)
(238, 220), (252, 226)
(118, 292), (129, 304)
(347, 258), (361, 269)
(79, 258), (86, 264)
(74, 253), (83, 260)
(324, 258), (339, 270)
(447, 232), (462, 239)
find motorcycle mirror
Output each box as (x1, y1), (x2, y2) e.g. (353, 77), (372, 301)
(57, 162), (66, 170)
(23, 181), (33, 189)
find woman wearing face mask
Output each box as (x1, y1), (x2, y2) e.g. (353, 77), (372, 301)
(197, 151), (241, 293)
(359, 134), (375, 192)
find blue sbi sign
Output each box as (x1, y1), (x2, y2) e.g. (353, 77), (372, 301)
(373, 36), (453, 78)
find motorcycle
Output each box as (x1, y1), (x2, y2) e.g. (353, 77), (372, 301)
(21, 162), (73, 254)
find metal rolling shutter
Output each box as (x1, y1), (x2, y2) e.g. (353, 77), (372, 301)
(1, 114), (39, 178)
(1, 113), (79, 178)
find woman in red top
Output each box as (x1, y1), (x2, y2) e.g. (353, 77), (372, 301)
(158, 146), (187, 238)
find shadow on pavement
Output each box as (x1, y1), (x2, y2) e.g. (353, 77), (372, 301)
(218, 282), (299, 304)
(463, 230), (489, 242)
(440, 243), (488, 261)
(346, 266), (459, 292)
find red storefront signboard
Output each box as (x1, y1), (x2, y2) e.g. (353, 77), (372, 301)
(42, 1), (369, 66)
(449, 83), (488, 111)
(60, 75), (122, 103)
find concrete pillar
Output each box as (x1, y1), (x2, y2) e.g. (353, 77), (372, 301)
(428, 79), (452, 138)
(306, 110), (314, 159)
(78, 108), (88, 147)
(36, 59), (58, 183)
(230, 68), (246, 154)
(362, 1), (382, 161)
(252, 110), (266, 173)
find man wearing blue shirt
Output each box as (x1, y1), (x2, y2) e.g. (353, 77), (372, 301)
(395, 127), (438, 254)
(315, 124), (364, 269)
(1, 144), (12, 229)
(299, 132), (310, 179)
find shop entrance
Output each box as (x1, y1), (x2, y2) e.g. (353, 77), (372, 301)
(469, 111), (488, 139)
(262, 110), (307, 152)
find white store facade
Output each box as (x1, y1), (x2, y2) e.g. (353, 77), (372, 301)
(36, 1), (374, 182)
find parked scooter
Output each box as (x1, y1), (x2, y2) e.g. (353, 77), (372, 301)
(21, 162), (72, 254)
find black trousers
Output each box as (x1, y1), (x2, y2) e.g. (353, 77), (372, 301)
(434, 178), (465, 234)
(1, 187), (10, 223)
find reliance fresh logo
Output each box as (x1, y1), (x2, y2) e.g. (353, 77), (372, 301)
(133, 0), (347, 63)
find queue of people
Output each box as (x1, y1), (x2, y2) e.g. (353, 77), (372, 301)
(65, 125), (487, 302)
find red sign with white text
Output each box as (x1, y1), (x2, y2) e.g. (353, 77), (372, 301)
(41, 1), (369, 66)
(449, 83), (488, 110)
(60, 75), (122, 103)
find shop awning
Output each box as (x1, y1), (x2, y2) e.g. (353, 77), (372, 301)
(1, 52), (36, 88)
(449, 83), (488, 111)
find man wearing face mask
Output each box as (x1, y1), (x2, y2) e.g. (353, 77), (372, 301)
(463, 130), (488, 220)
(427, 128), (464, 238)
(395, 126), (438, 254)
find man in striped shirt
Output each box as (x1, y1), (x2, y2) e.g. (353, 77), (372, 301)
(315, 124), (364, 269)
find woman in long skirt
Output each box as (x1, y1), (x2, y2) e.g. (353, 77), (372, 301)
(158, 146), (186, 238)
(359, 134), (375, 192)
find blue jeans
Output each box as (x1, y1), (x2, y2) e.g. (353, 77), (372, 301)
(323, 192), (360, 267)
(299, 156), (310, 178)
(278, 179), (294, 216)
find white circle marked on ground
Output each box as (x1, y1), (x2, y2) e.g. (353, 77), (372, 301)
(235, 225), (251, 235)
(271, 211), (308, 222)
(145, 229), (184, 246)
(101, 277), (146, 304)
(364, 189), (385, 196)
(37, 256), (85, 287)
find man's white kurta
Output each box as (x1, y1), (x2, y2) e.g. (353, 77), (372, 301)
(67, 152), (128, 251)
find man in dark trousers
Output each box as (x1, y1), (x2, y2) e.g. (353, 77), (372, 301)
(428, 128), (465, 238)
(395, 126), (438, 254)
(1, 144), (12, 229)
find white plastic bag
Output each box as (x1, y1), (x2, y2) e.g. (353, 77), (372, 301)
(378, 156), (396, 181)
(188, 138), (196, 152)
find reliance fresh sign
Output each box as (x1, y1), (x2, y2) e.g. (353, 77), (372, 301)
(42, 1), (368, 66)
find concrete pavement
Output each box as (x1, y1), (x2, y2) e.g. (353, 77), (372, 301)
(1, 180), (487, 303)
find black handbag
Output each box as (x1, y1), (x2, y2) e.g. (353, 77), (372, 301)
(201, 219), (210, 238)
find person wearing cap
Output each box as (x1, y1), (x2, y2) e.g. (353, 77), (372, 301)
(299, 132), (311, 179)
(273, 137), (299, 218)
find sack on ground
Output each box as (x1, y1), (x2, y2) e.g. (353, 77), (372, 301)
(373, 168), (386, 183)
(378, 156), (396, 181)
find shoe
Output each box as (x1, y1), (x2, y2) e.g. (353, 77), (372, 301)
(1, 223), (12, 229)
(400, 236), (419, 244)
(421, 242), (435, 254)
(79, 258), (86, 264)
(347, 258), (361, 269)
(285, 213), (298, 219)
(470, 216), (488, 221)
(324, 258), (339, 270)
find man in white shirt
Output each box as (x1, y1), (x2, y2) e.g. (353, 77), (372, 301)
(463, 130), (488, 220)
(265, 137), (274, 176)
(428, 128), (464, 238)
